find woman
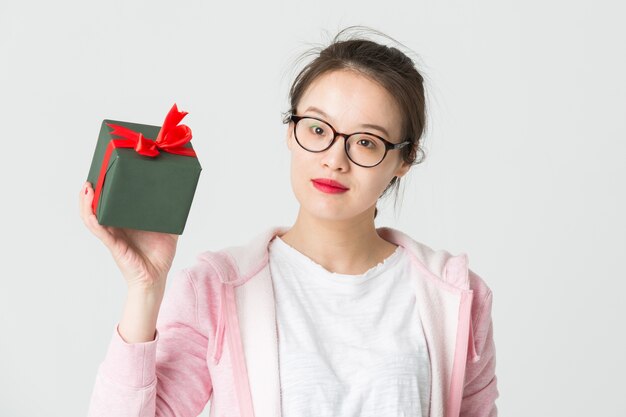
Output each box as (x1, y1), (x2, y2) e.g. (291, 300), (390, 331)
(80, 27), (498, 417)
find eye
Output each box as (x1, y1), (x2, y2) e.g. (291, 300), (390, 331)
(357, 138), (377, 148)
(310, 124), (325, 136)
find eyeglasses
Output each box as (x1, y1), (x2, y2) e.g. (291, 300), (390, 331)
(284, 114), (411, 168)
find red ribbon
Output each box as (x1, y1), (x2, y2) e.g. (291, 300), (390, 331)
(91, 103), (197, 215)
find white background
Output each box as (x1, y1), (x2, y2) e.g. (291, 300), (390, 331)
(1, 0), (625, 416)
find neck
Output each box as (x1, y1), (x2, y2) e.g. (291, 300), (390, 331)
(278, 206), (397, 275)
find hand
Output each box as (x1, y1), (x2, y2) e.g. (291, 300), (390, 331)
(78, 181), (179, 292)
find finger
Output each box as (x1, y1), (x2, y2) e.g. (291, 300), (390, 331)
(80, 181), (117, 249)
(78, 181), (88, 216)
(79, 181), (93, 222)
(78, 181), (94, 223)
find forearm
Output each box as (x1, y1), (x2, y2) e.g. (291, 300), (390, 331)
(118, 287), (165, 343)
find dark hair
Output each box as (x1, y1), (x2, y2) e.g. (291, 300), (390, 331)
(282, 25), (429, 219)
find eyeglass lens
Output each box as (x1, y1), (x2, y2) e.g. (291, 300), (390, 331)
(295, 117), (387, 166)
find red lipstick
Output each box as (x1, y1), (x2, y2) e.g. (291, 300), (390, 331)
(311, 178), (349, 194)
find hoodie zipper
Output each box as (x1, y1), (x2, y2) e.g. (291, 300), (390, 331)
(223, 281), (255, 417)
(208, 256), (256, 417)
(446, 289), (474, 417)
(272, 273), (284, 416)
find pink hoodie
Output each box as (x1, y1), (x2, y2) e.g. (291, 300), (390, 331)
(87, 225), (499, 417)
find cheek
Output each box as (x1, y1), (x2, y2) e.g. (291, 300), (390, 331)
(289, 151), (312, 192)
(364, 176), (391, 198)
(290, 146), (315, 176)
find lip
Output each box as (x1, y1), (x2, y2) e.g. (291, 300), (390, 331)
(311, 178), (349, 194)
(311, 178), (349, 190)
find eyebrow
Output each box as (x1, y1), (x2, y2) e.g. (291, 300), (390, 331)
(302, 106), (391, 139)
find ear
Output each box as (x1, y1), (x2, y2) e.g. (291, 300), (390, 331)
(394, 160), (411, 179)
(285, 123), (293, 151)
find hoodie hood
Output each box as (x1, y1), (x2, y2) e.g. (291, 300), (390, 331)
(201, 225), (471, 290)
(198, 225), (480, 366)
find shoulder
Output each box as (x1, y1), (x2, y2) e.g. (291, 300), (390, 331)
(180, 250), (232, 287)
(390, 228), (496, 351)
(468, 267), (493, 309)
(467, 267), (495, 361)
(164, 250), (232, 319)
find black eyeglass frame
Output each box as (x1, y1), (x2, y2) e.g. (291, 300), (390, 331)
(285, 114), (411, 168)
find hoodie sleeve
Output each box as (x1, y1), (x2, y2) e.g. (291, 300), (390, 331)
(87, 269), (213, 417)
(460, 271), (499, 417)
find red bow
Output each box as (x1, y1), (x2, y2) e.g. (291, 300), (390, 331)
(91, 103), (197, 215)
(104, 104), (196, 158)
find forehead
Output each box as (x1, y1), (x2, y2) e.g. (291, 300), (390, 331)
(297, 69), (402, 138)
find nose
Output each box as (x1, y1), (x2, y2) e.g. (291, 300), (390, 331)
(321, 134), (350, 171)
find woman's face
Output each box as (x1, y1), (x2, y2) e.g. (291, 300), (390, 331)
(285, 69), (411, 222)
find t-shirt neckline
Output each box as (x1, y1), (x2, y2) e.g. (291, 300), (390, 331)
(270, 235), (404, 286)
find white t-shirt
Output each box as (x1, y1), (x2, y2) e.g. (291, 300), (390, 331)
(268, 235), (431, 417)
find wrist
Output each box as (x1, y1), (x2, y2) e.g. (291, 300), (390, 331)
(119, 290), (164, 343)
(127, 280), (166, 298)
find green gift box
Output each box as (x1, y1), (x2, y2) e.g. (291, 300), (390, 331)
(86, 104), (202, 234)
